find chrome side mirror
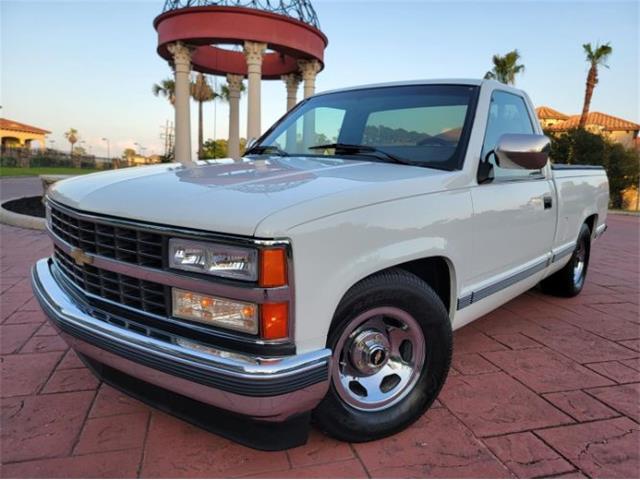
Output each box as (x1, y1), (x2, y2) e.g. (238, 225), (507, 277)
(495, 134), (550, 170)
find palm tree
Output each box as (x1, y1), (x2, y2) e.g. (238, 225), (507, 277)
(484, 49), (525, 85)
(190, 73), (217, 158)
(219, 82), (245, 102)
(64, 128), (78, 155)
(579, 42), (613, 129)
(152, 78), (176, 106)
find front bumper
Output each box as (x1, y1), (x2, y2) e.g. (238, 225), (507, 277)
(31, 258), (331, 422)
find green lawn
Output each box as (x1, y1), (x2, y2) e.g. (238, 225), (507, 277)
(0, 167), (102, 177)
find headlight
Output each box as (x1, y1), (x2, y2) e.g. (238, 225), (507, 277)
(169, 238), (258, 281)
(172, 288), (258, 334)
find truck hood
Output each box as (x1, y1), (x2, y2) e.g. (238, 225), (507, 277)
(49, 157), (453, 237)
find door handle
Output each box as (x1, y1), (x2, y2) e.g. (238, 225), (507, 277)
(543, 195), (553, 209)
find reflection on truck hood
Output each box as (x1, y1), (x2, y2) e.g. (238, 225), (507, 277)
(49, 156), (451, 237)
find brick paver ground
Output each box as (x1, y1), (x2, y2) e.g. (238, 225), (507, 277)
(0, 177), (43, 201)
(1, 215), (638, 478)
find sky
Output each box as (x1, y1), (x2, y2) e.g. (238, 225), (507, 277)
(2, 0), (638, 157)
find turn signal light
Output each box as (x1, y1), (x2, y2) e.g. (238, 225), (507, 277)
(259, 248), (287, 287)
(261, 303), (289, 339)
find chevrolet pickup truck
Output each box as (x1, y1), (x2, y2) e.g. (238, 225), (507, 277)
(32, 79), (608, 449)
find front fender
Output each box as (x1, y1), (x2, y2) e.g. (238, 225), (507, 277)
(285, 190), (473, 353)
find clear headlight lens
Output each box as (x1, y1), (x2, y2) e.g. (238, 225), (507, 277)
(169, 238), (258, 281)
(172, 288), (258, 334)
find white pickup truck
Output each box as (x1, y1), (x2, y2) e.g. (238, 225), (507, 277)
(32, 79), (608, 450)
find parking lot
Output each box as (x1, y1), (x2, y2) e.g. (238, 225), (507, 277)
(1, 214), (638, 478)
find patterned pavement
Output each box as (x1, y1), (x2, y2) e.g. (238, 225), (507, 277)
(0, 177), (43, 201)
(1, 215), (638, 478)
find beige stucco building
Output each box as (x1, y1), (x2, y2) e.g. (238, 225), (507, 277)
(537, 107), (640, 149)
(0, 118), (50, 150)
(535, 107), (569, 129)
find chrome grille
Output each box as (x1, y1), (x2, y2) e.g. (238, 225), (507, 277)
(54, 247), (168, 316)
(50, 205), (163, 268)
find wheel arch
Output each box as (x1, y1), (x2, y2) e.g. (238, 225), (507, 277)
(584, 213), (598, 238)
(336, 255), (457, 321)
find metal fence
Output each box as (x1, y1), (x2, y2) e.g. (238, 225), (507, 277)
(161, 0), (320, 28)
(0, 147), (117, 169)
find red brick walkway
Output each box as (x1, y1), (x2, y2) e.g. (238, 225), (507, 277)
(1, 215), (638, 478)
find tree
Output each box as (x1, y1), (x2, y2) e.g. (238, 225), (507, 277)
(122, 148), (136, 159)
(120, 148), (137, 167)
(72, 146), (87, 156)
(217, 83), (242, 103)
(546, 128), (639, 208)
(579, 42), (613, 129)
(152, 78), (176, 106)
(64, 128), (80, 167)
(64, 128), (78, 156)
(191, 73), (217, 159)
(484, 49), (525, 85)
(202, 139), (228, 159)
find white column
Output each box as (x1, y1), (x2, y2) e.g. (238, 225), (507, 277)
(298, 59), (321, 99)
(244, 41), (267, 141)
(226, 74), (243, 160)
(282, 73), (301, 111)
(168, 42), (193, 166)
(298, 60), (321, 149)
(282, 73), (301, 152)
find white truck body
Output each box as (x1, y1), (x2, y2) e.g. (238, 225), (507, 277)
(34, 79), (608, 448)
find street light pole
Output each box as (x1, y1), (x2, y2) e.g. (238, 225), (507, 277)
(101, 137), (110, 160)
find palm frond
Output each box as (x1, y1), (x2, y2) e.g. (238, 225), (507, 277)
(191, 73), (217, 103)
(485, 49), (524, 85)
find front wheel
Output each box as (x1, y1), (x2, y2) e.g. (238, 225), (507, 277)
(313, 269), (452, 442)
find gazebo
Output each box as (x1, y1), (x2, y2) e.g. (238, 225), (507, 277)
(154, 0), (328, 163)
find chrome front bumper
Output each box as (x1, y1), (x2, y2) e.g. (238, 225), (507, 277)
(31, 258), (331, 421)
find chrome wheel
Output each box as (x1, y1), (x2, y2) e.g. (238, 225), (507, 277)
(332, 307), (425, 412)
(573, 238), (587, 288)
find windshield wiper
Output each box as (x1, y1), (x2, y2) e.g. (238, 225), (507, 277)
(245, 145), (289, 157)
(308, 143), (410, 165)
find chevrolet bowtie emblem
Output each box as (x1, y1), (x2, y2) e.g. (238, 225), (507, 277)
(69, 247), (93, 266)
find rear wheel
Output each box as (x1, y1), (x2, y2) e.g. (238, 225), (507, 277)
(541, 223), (591, 297)
(313, 269), (452, 442)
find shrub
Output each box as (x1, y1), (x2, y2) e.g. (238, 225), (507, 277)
(546, 128), (640, 208)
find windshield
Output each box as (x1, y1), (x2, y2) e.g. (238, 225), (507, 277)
(255, 84), (479, 170)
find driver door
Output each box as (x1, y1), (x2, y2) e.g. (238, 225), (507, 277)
(468, 90), (556, 289)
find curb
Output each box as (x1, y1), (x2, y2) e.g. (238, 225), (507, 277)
(0, 196), (46, 230)
(609, 210), (640, 217)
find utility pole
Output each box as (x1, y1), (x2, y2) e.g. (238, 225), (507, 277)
(160, 121), (175, 159)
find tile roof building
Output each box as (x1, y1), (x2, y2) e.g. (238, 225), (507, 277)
(536, 107), (640, 149)
(0, 118), (51, 150)
(535, 107), (569, 129)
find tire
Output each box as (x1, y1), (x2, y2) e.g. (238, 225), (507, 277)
(541, 223), (591, 297)
(313, 268), (452, 442)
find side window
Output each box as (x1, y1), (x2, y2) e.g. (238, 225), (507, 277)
(481, 91), (539, 180)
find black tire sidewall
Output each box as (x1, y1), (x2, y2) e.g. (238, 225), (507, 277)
(569, 224), (592, 295)
(540, 222), (592, 297)
(313, 270), (452, 442)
